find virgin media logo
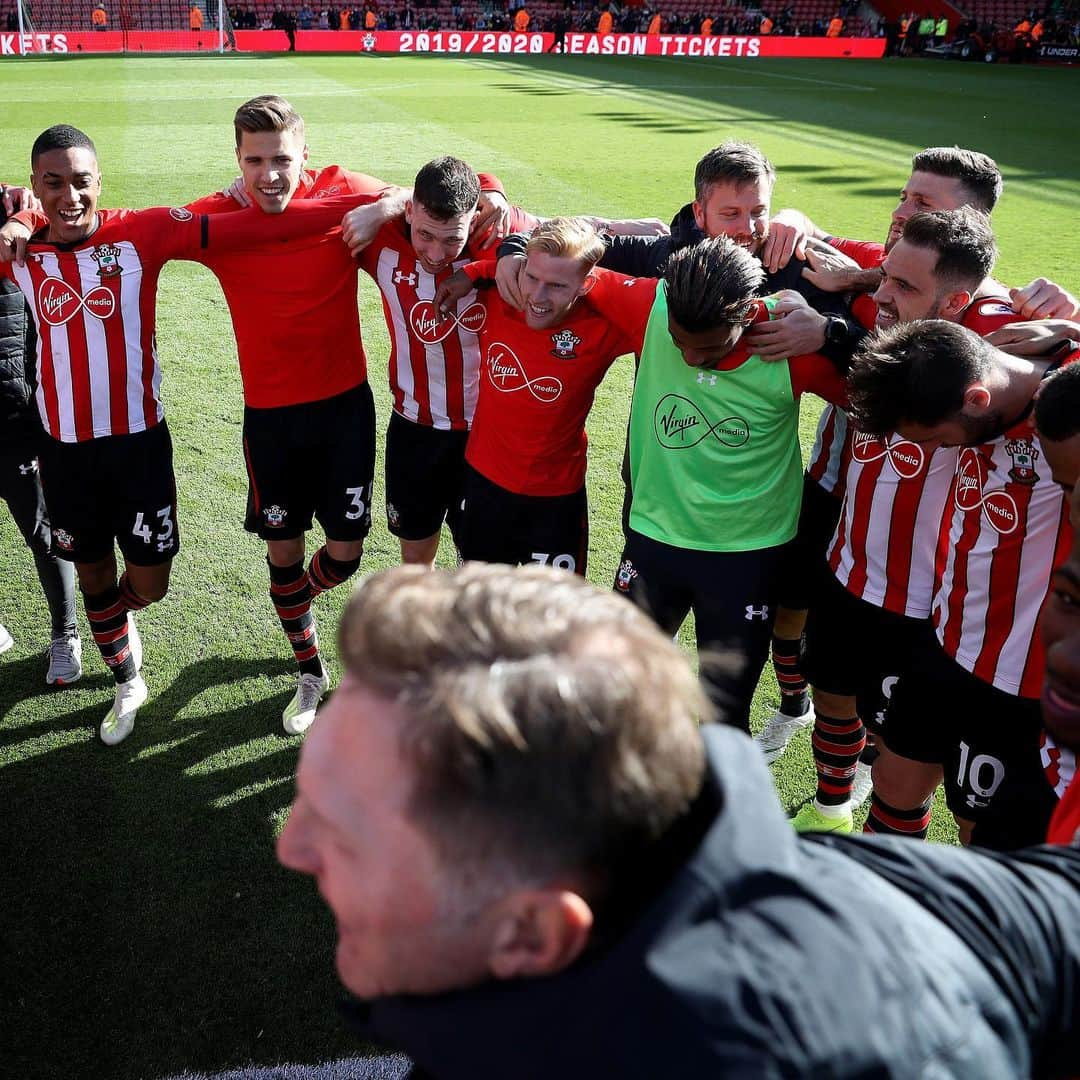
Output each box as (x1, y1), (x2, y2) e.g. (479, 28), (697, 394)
(851, 432), (924, 479)
(409, 300), (486, 344)
(38, 276), (116, 327)
(955, 448), (1018, 535)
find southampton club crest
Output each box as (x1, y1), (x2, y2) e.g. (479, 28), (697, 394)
(263, 505), (288, 528)
(52, 527), (75, 551)
(614, 558), (638, 593)
(91, 243), (122, 280)
(362, 32), (377, 50)
(550, 329), (581, 359)
(1005, 437), (1039, 485)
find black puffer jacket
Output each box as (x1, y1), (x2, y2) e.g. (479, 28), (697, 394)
(0, 203), (39, 443)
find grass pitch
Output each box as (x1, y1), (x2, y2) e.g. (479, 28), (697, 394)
(1, 53), (1078, 1079)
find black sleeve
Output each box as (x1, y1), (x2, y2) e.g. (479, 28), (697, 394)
(807, 835), (1080, 1079)
(598, 233), (673, 278)
(496, 232), (529, 261)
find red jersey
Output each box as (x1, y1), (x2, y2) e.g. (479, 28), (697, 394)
(461, 260), (645, 496)
(805, 238), (884, 498)
(1043, 734), (1078, 845)
(4, 199), (363, 442)
(828, 296), (1021, 619)
(357, 200), (538, 432)
(186, 166), (387, 409)
(932, 352), (1080, 698)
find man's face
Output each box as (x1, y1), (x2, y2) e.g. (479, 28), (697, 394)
(520, 250), (591, 330)
(31, 146), (101, 244)
(692, 176), (772, 255)
(1039, 489), (1080, 752)
(667, 315), (744, 369)
(276, 675), (496, 999)
(871, 239), (955, 331)
(406, 199), (475, 274)
(886, 169), (969, 250)
(235, 127), (308, 215)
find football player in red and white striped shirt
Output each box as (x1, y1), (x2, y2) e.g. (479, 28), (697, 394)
(847, 320), (1080, 849)
(795, 209), (1022, 837)
(761, 146), (1079, 770)
(351, 156), (537, 568)
(2, 123), (368, 745)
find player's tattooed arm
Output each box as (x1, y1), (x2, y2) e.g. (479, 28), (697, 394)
(801, 237), (882, 294)
(1009, 278), (1080, 321)
(341, 186), (410, 255)
(582, 216), (670, 238)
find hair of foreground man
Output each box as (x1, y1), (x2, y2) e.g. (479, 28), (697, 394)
(277, 564), (1080, 1080)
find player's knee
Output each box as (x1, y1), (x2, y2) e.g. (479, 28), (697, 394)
(812, 688), (857, 719)
(871, 743), (940, 807)
(400, 534), (440, 567)
(325, 538), (365, 563)
(267, 537), (306, 567)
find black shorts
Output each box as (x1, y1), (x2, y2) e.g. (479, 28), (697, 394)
(0, 425), (50, 556)
(385, 412), (468, 543)
(457, 464), (588, 574)
(802, 570), (936, 735)
(36, 422), (179, 566)
(243, 383), (376, 542)
(776, 473), (842, 612)
(884, 639), (1058, 850)
(618, 528), (789, 733)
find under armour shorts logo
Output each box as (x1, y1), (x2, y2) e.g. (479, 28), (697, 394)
(745, 605), (770, 621)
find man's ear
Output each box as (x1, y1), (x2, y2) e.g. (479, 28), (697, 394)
(963, 384), (992, 411)
(691, 199), (705, 233)
(487, 889), (594, 980)
(940, 290), (972, 321)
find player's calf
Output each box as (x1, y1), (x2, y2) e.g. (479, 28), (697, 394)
(308, 543), (363, 598)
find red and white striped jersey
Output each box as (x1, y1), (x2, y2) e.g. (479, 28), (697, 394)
(829, 437), (957, 618)
(827, 297), (1023, 618)
(359, 219), (481, 431)
(358, 206), (536, 431)
(7, 199), (367, 441)
(933, 420), (1071, 699)
(1042, 732), (1076, 800)
(806, 404), (849, 496)
(5, 207), (209, 442)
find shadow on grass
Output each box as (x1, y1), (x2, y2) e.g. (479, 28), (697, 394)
(2, 656), (366, 1080)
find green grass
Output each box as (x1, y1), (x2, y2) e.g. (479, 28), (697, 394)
(1, 54), (1078, 1080)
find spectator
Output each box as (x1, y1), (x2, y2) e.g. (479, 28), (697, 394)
(298, 4), (314, 28)
(826, 11), (843, 35)
(189, 3), (204, 29)
(596, 4), (612, 32)
(647, 9), (661, 31)
(760, 11), (773, 32)
(277, 563), (1080, 1080)
(700, 13), (712, 33)
(513, 4), (529, 29)
(91, 3), (107, 29)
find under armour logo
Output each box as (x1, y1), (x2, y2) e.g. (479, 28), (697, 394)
(18, 461), (38, 475)
(696, 372), (717, 387)
(745, 605), (770, 621)
(393, 270), (417, 286)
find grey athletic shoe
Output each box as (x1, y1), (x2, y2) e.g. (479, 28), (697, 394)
(47, 634), (83, 686)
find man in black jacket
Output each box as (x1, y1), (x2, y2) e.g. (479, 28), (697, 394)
(0, 186), (80, 683)
(277, 562), (1080, 1080)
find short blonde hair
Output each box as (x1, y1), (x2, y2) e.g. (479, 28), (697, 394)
(233, 95), (305, 147)
(339, 564), (709, 893)
(525, 215), (607, 270)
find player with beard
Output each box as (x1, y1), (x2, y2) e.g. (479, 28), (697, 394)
(758, 146), (1079, 771)
(846, 320), (1080, 849)
(0, 124), (375, 744)
(792, 208), (1026, 835)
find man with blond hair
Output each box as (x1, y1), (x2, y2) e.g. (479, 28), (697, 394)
(435, 216), (652, 574)
(278, 562), (1080, 1079)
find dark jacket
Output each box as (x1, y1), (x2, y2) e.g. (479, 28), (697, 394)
(343, 726), (1080, 1079)
(0, 204), (39, 444)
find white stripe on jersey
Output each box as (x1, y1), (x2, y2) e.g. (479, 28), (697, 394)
(115, 240), (160, 431)
(415, 266), (450, 431)
(377, 248), (419, 423)
(807, 404), (848, 493)
(74, 249), (113, 438)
